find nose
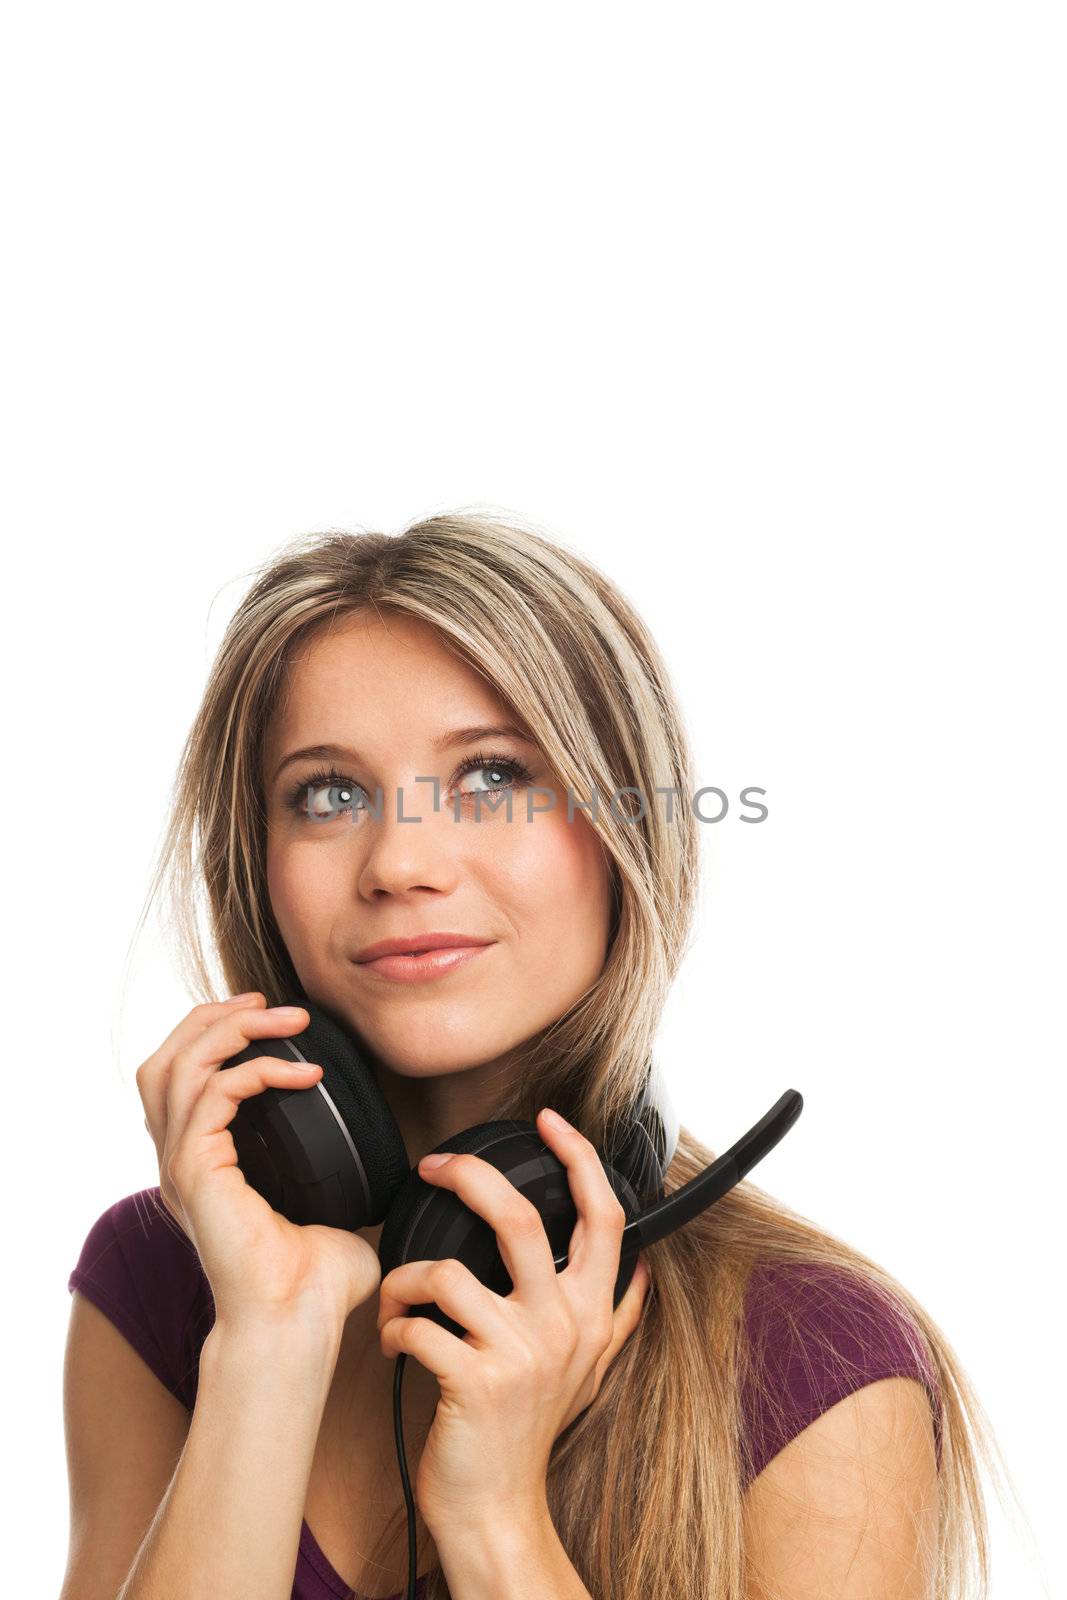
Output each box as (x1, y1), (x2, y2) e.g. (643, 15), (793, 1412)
(356, 776), (462, 900)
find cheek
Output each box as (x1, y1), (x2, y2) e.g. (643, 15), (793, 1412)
(266, 835), (292, 912)
(500, 812), (611, 962)
(266, 838), (331, 946)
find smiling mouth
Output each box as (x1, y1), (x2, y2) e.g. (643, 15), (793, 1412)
(354, 944), (494, 983)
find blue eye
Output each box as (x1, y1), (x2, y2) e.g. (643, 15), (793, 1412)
(285, 766), (365, 823)
(452, 754), (532, 797)
(283, 752), (535, 824)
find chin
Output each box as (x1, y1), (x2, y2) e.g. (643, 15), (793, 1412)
(372, 1040), (510, 1078)
(316, 992), (531, 1077)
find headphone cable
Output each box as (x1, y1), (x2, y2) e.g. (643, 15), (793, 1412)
(393, 1352), (420, 1600)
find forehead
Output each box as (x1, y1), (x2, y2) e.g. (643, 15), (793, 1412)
(265, 610), (512, 752)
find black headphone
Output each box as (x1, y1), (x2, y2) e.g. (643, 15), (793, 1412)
(221, 995), (803, 1597)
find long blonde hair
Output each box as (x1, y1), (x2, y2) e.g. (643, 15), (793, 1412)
(135, 508), (1014, 1598)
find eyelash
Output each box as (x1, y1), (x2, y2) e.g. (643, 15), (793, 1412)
(283, 750), (536, 821)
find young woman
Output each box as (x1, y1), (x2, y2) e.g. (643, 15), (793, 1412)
(63, 511), (1001, 1600)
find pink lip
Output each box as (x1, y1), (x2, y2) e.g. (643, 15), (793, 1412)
(353, 931), (493, 962)
(355, 945), (493, 983)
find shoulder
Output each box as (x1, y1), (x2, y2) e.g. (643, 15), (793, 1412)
(69, 1186), (205, 1288)
(68, 1187), (215, 1409)
(739, 1261), (942, 1595)
(742, 1373), (940, 1596)
(739, 1260), (943, 1489)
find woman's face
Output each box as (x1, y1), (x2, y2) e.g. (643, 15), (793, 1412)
(261, 609), (613, 1133)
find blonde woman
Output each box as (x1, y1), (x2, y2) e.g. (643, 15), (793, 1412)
(63, 512), (1003, 1600)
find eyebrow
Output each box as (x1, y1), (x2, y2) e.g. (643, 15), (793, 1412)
(271, 724), (537, 786)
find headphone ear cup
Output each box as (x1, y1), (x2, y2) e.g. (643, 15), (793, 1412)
(222, 999), (411, 1228)
(378, 1119), (642, 1340)
(293, 1002), (411, 1220)
(605, 1058), (678, 1206)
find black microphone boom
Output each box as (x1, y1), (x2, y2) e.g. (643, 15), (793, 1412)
(626, 1089), (803, 1253)
(582, 1089), (803, 1264)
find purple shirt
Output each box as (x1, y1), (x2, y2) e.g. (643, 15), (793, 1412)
(68, 1188), (942, 1599)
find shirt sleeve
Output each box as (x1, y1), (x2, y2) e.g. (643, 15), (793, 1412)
(68, 1187), (216, 1411)
(739, 1260), (944, 1489)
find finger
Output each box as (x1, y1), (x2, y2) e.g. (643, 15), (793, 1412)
(535, 1108), (627, 1290)
(137, 994), (264, 1140)
(164, 1004), (310, 1139)
(186, 1054), (321, 1139)
(377, 1257), (510, 1348)
(378, 1304), (475, 1386)
(591, 1256), (651, 1390)
(418, 1152), (559, 1301)
(168, 1056), (322, 1192)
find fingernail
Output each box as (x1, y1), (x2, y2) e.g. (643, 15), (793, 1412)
(541, 1107), (570, 1131)
(421, 1152), (455, 1170)
(270, 1006), (307, 1019)
(227, 991), (260, 1002)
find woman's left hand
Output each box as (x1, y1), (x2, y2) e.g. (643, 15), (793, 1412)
(376, 1106), (652, 1534)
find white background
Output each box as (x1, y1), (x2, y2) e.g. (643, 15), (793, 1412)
(2, 4), (1062, 1595)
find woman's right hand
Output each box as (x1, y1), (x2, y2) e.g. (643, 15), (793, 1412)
(136, 994), (383, 1334)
